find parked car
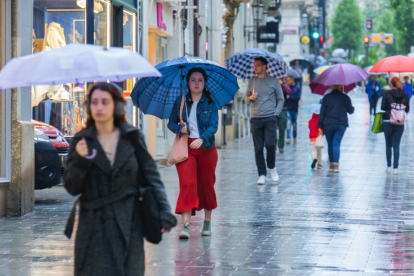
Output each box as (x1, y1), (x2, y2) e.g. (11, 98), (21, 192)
(33, 120), (69, 190)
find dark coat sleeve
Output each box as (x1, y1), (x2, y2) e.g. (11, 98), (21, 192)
(132, 131), (177, 229)
(381, 92), (389, 111)
(317, 97), (326, 129)
(405, 94), (410, 113)
(64, 133), (93, 196)
(347, 96), (355, 114)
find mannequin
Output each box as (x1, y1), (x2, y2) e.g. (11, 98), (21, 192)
(43, 22), (66, 51)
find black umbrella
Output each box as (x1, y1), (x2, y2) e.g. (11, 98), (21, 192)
(289, 56), (310, 69)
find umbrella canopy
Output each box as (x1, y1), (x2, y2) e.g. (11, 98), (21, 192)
(287, 68), (301, 79)
(329, 57), (347, 64)
(303, 104), (321, 114)
(305, 54), (327, 66)
(289, 56), (310, 69)
(310, 81), (356, 95)
(0, 43), (161, 89)
(314, 65), (330, 75)
(130, 56), (239, 119)
(314, 63), (369, 86)
(225, 48), (288, 80)
(332, 48), (348, 59)
(364, 65), (388, 76)
(370, 55), (414, 73)
(278, 52), (289, 57)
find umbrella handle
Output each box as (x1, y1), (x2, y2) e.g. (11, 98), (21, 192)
(85, 148), (97, 160)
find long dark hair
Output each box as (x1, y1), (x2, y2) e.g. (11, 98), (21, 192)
(186, 67), (214, 105)
(84, 82), (128, 128)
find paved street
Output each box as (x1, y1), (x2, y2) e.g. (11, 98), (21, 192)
(2, 87), (414, 276)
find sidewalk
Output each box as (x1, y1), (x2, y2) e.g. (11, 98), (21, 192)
(2, 86), (414, 275)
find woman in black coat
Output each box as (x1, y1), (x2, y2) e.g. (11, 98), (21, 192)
(381, 77), (410, 175)
(317, 85), (354, 173)
(64, 82), (176, 276)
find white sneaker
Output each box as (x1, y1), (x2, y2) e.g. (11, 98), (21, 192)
(386, 167), (392, 173)
(394, 169), (399, 175)
(269, 168), (279, 182)
(286, 139), (291, 145)
(257, 175), (266, 185)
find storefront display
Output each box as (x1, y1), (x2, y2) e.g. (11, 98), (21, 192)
(32, 0), (138, 135)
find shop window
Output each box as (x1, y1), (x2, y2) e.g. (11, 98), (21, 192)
(94, 0), (110, 47)
(123, 10), (136, 93)
(32, 0), (87, 137)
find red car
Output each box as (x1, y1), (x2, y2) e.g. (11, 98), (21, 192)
(32, 120), (69, 189)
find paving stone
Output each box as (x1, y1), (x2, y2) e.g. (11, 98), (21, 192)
(2, 88), (414, 275)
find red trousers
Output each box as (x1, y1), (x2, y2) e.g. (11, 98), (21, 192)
(175, 138), (218, 215)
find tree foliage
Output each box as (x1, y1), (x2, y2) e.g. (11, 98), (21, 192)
(390, 0), (414, 54)
(363, 0), (389, 21)
(331, 0), (363, 52)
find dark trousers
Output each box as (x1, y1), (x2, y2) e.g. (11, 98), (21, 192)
(295, 78), (302, 88)
(251, 116), (277, 176)
(324, 125), (346, 163)
(276, 110), (288, 149)
(369, 95), (379, 115)
(383, 122), (404, 168)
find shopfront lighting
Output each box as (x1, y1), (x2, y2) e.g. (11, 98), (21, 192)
(76, 0), (86, 9)
(94, 0), (103, 13)
(252, 3), (264, 23)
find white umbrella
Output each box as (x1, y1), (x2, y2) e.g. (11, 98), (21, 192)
(0, 43), (162, 89)
(364, 65), (388, 76)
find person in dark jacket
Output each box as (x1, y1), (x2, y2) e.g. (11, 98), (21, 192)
(317, 85), (354, 173)
(64, 82), (176, 276)
(381, 77), (410, 175)
(277, 78), (291, 153)
(365, 75), (382, 115)
(168, 68), (219, 239)
(286, 76), (302, 144)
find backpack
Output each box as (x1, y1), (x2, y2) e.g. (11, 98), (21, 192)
(390, 95), (406, 125)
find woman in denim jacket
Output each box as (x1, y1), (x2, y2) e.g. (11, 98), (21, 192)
(168, 67), (219, 239)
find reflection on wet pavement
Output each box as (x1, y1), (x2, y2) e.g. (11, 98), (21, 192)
(2, 88), (414, 275)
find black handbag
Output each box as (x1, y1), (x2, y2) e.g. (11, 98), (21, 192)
(132, 134), (176, 244)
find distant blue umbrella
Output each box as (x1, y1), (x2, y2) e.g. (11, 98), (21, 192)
(130, 57), (239, 119)
(288, 68), (301, 79)
(225, 48), (288, 80)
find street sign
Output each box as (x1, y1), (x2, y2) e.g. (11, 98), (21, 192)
(371, 33), (394, 44)
(301, 36), (310, 44)
(365, 20), (373, 30)
(384, 34), (393, 44)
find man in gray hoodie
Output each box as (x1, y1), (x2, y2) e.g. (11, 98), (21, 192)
(245, 57), (285, 185)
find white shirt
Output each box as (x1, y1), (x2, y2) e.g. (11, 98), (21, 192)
(189, 102), (200, 138)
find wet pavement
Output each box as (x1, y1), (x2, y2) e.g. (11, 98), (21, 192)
(2, 87), (414, 275)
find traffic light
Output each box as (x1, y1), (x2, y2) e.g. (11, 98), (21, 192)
(320, 35), (324, 44)
(312, 32), (320, 39)
(364, 36), (369, 49)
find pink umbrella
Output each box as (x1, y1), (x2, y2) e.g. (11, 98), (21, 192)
(313, 63), (369, 86)
(310, 81), (356, 95)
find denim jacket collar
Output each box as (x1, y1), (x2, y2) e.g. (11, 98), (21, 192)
(185, 93), (207, 103)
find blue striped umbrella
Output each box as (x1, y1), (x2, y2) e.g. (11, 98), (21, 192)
(225, 48), (288, 80)
(130, 57), (239, 119)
